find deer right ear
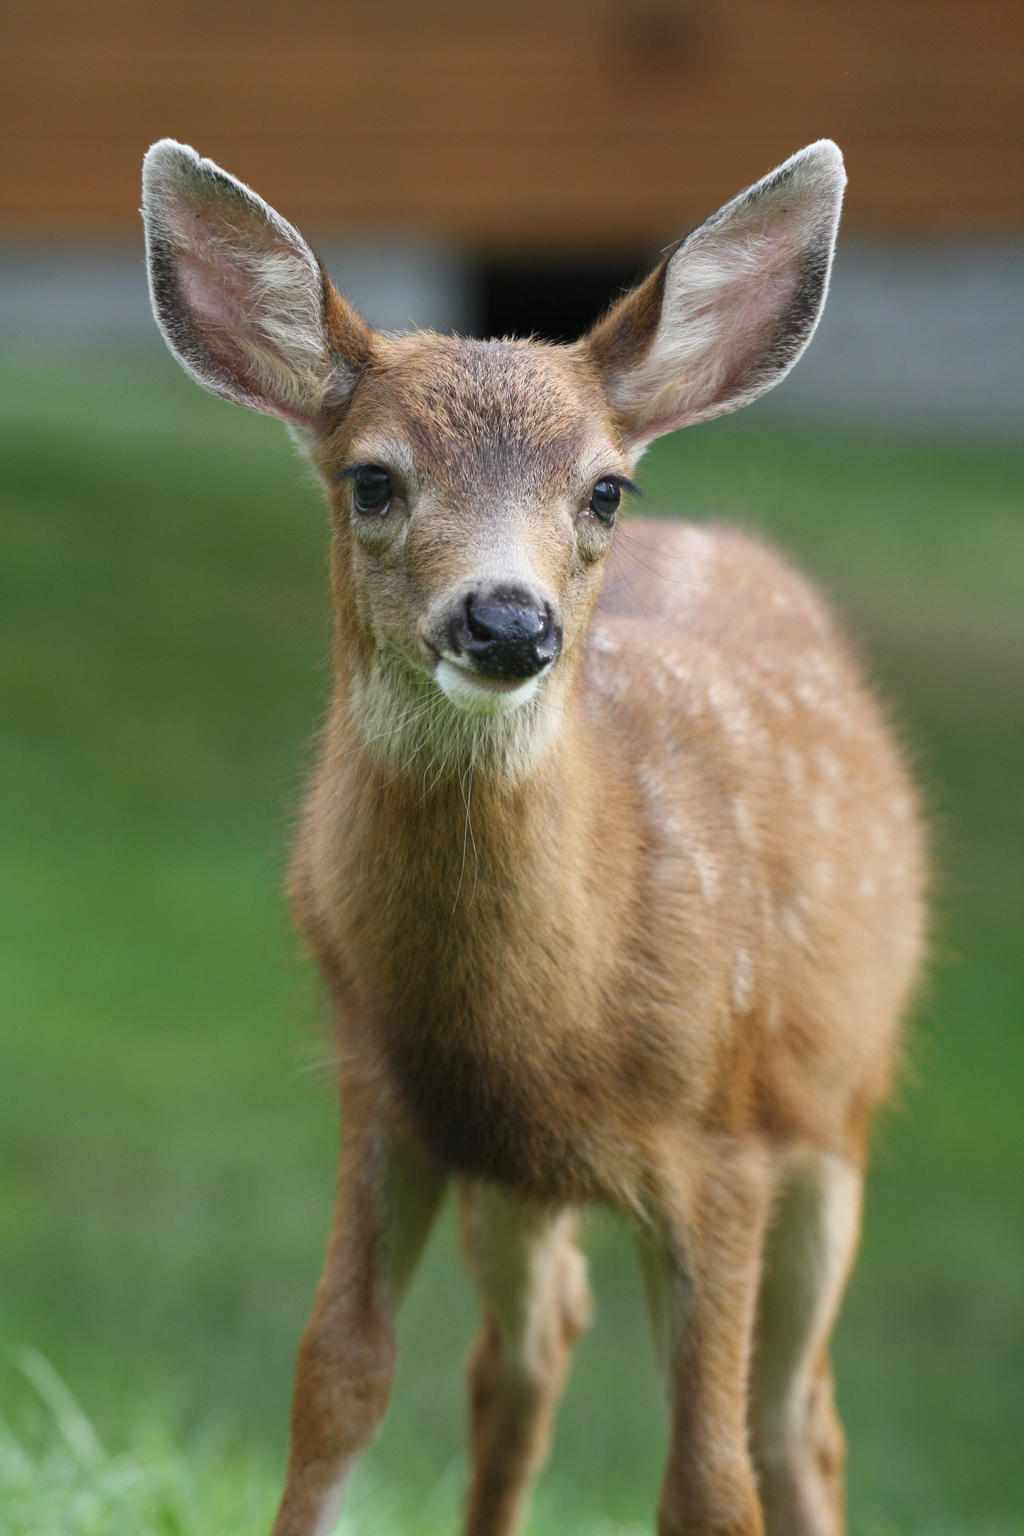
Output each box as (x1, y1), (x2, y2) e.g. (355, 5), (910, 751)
(142, 140), (374, 427)
(583, 141), (846, 453)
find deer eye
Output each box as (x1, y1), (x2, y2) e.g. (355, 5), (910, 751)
(352, 465), (392, 516)
(589, 478), (621, 525)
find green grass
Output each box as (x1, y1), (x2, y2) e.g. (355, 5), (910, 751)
(2, 348), (1022, 1533)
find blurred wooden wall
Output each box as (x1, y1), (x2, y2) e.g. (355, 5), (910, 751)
(3, 0), (1020, 246)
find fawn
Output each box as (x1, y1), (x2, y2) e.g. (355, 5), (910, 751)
(142, 138), (925, 1536)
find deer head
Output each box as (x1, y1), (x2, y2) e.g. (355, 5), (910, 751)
(143, 140), (845, 765)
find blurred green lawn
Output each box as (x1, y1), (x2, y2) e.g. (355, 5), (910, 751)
(2, 350), (1022, 1535)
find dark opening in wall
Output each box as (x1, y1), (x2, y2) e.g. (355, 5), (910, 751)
(477, 253), (655, 343)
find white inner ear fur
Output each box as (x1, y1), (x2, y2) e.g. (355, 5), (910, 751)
(611, 141), (846, 446)
(142, 139), (337, 425)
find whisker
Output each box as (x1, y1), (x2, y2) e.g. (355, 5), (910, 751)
(453, 757), (476, 914)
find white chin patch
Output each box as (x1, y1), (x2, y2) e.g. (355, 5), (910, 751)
(435, 658), (541, 716)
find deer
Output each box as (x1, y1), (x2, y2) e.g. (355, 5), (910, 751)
(141, 137), (926, 1536)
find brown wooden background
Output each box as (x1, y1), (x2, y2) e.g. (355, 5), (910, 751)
(2, 0), (1021, 248)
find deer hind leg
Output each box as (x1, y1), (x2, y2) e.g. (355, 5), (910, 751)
(458, 1185), (593, 1536)
(749, 1152), (863, 1536)
(636, 1145), (774, 1536)
(272, 1081), (446, 1536)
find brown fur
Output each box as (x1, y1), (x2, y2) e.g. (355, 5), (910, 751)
(141, 138), (924, 1536)
(294, 452), (922, 1198)
(277, 340), (924, 1533)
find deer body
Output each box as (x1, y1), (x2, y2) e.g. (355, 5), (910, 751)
(142, 140), (925, 1536)
(294, 514), (916, 1203)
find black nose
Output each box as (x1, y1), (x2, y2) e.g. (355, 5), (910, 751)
(452, 586), (562, 680)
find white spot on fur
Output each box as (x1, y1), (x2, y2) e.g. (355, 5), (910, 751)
(638, 767), (690, 888)
(679, 525), (716, 555)
(817, 749), (842, 783)
(732, 948), (756, 1013)
(591, 654), (629, 704)
(795, 679), (825, 713)
(763, 685), (793, 714)
(640, 775), (722, 901)
(657, 653), (693, 688)
(672, 526), (716, 587)
(732, 797), (755, 844)
(802, 651), (838, 686)
(811, 791), (833, 833)
(692, 846), (721, 903)
(707, 676), (752, 743)
(791, 654), (844, 724)
(781, 904), (807, 947)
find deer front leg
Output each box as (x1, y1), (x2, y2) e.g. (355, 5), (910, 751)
(459, 1185), (592, 1536)
(272, 1077), (446, 1536)
(639, 1146), (773, 1536)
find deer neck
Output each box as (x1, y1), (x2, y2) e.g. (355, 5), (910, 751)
(317, 634), (602, 909)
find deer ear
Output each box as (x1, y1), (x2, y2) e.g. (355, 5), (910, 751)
(584, 141), (846, 452)
(142, 139), (373, 426)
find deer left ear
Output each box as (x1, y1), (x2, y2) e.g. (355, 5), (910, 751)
(142, 139), (373, 427)
(583, 141), (846, 452)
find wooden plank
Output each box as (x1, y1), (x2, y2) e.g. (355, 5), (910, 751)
(2, 0), (1020, 238)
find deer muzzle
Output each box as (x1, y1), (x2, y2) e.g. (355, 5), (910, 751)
(427, 583), (563, 715)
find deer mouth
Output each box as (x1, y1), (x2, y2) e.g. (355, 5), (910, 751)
(434, 656), (544, 716)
